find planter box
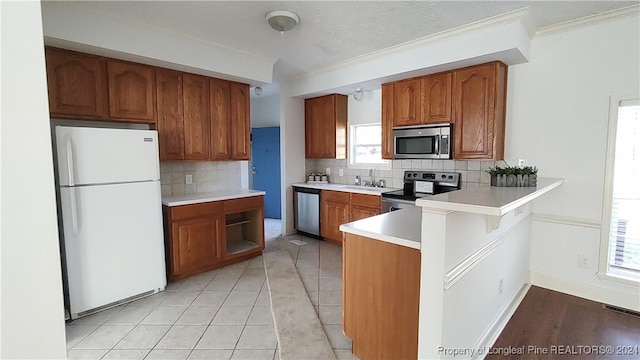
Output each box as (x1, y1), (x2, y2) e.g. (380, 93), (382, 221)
(491, 174), (537, 187)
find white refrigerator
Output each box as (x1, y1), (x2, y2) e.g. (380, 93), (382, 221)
(55, 126), (166, 319)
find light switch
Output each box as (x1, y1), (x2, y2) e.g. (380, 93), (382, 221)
(185, 174), (193, 184)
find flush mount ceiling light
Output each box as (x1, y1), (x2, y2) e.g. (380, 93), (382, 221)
(266, 10), (300, 34)
(353, 88), (364, 101)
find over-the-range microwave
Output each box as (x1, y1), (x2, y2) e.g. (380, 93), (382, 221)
(392, 123), (452, 159)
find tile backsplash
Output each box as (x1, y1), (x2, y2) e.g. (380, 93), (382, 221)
(160, 161), (242, 197)
(305, 159), (508, 189)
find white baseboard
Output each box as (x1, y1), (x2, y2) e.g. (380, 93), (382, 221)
(472, 283), (531, 360)
(530, 272), (640, 312)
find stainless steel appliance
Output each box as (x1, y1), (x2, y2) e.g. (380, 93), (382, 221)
(393, 123), (452, 159)
(381, 171), (461, 212)
(293, 186), (321, 238)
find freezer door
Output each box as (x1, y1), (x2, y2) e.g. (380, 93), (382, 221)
(56, 126), (160, 186)
(60, 181), (166, 317)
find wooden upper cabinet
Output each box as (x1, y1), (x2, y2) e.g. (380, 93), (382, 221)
(381, 83), (394, 160)
(393, 78), (421, 127)
(45, 48), (108, 118)
(230, 82), (251, 160)
(183, 74), (210, 160)
(156, 69), (184, 160)
(305, 94), (347, 159)
(452, 62), (507, 160)
(107, 60), (155, 122)
(210, 78), (231, 160)
(422, 72), (452, 124)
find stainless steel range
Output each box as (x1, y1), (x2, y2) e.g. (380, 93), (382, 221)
(381, 171), (461, 212)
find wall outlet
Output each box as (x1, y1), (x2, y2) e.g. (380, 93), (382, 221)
(518, 159), (526, 167)
(326, 167), (331, 175)
(499, 278), (503, 294)
(578, 253), (589, 268)
(339, 168), (344, 177)
(185, 174), (193, 184)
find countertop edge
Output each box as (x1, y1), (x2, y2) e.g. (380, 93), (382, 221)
(162, 190), (266, 207)
(292, 182), (397, 196)
(415, 178), (564, 216)
(339, 224), (421, 250)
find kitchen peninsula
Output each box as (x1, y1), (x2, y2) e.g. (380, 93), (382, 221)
(340, 178), (563, 360)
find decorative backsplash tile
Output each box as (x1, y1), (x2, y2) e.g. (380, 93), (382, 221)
(160, 161), (242, 197)
(305, 159), (508, 189)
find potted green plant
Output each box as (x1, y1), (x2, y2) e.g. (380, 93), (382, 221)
(487, 166), (538, 187)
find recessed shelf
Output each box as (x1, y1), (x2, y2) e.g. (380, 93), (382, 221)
(226, 218), (251, 227)
(227, 238), (260, 256)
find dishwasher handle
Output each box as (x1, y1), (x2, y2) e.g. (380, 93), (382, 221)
(293, 186), (322, 195)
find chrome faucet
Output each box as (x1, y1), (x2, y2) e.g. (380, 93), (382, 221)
(369, 167), (375, 187)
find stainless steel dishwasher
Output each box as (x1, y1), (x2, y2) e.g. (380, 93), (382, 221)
(293, 186), (321, 239)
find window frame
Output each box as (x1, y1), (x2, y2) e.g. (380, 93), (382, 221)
(347, 123), (391, 170)
(598, 94), (640, 285)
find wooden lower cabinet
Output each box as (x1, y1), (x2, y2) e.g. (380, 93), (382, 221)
(343, 233), (421, 360)
(321, 191), (381, 243)
(321, 191), (350, 243)
(164, 196), (264, 281)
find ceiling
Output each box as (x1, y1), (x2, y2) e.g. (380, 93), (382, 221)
(46, 1), (637, 81)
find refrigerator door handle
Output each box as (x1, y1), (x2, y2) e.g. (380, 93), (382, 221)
(69, 187), (80, 233)
(65, 136), (76, 186)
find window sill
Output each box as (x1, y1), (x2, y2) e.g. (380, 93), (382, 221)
(597, 268), (640, 287)
(347, 161), (392, 170)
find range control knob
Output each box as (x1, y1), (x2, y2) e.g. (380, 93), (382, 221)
(413, 173), (418, 177)
(441, 174), (446, 179)
(448, 175), (453, 180)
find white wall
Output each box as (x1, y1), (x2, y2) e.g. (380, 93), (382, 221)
(506, 14), (640, 309)
(251, 84), (281, 128)
(347, 89), (381, 125)
(279, 81), (306, 235)
(0, 1), (67, 358)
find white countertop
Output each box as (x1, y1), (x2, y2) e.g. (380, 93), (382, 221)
(162, 189), (266, 206)
(292, 182), (399, 196)
(415, 177), (564, 216)
(339, 207), (422, 250)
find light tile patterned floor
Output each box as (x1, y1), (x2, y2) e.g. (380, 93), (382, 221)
(65, 219), (357, 360)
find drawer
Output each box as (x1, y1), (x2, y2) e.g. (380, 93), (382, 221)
(350, 193), (380, 208)
(323, 190), (350, 203)
(168, 201), (222, 221)
(225, 196), (263, 213)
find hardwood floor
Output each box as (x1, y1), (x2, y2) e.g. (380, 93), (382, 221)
(487, 286), (640, 360)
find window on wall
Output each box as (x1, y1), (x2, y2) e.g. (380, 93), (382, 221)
(348, 123), (390, 168)
(601, 97), (640, 283)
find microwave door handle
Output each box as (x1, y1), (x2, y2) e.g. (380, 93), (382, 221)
(434, 135), (440, 155)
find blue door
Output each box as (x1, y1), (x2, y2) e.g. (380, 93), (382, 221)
(251, 127), (281, 219)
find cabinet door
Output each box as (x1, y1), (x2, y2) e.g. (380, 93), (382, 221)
(422, 72), (452, 124)
(171, 215), (223, 276)
(107, 61), (155, 121)
(156, 69), (184, 160)
(453, 62), (507, 160)
(381, 83), (394, 159)
(321, 195), (350, 243)
(305, 94), (347, 159)
(45, 48), (108, 118)
(183, 74), (210, 160)
(350, 205), (379, 222)
(393, 78), (421, 127)
(230, 82), (251, 160)
(210, 78), (231, 160)
(305, 96), (333, 158)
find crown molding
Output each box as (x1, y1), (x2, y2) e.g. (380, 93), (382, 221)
(535, 4), (640, 37)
